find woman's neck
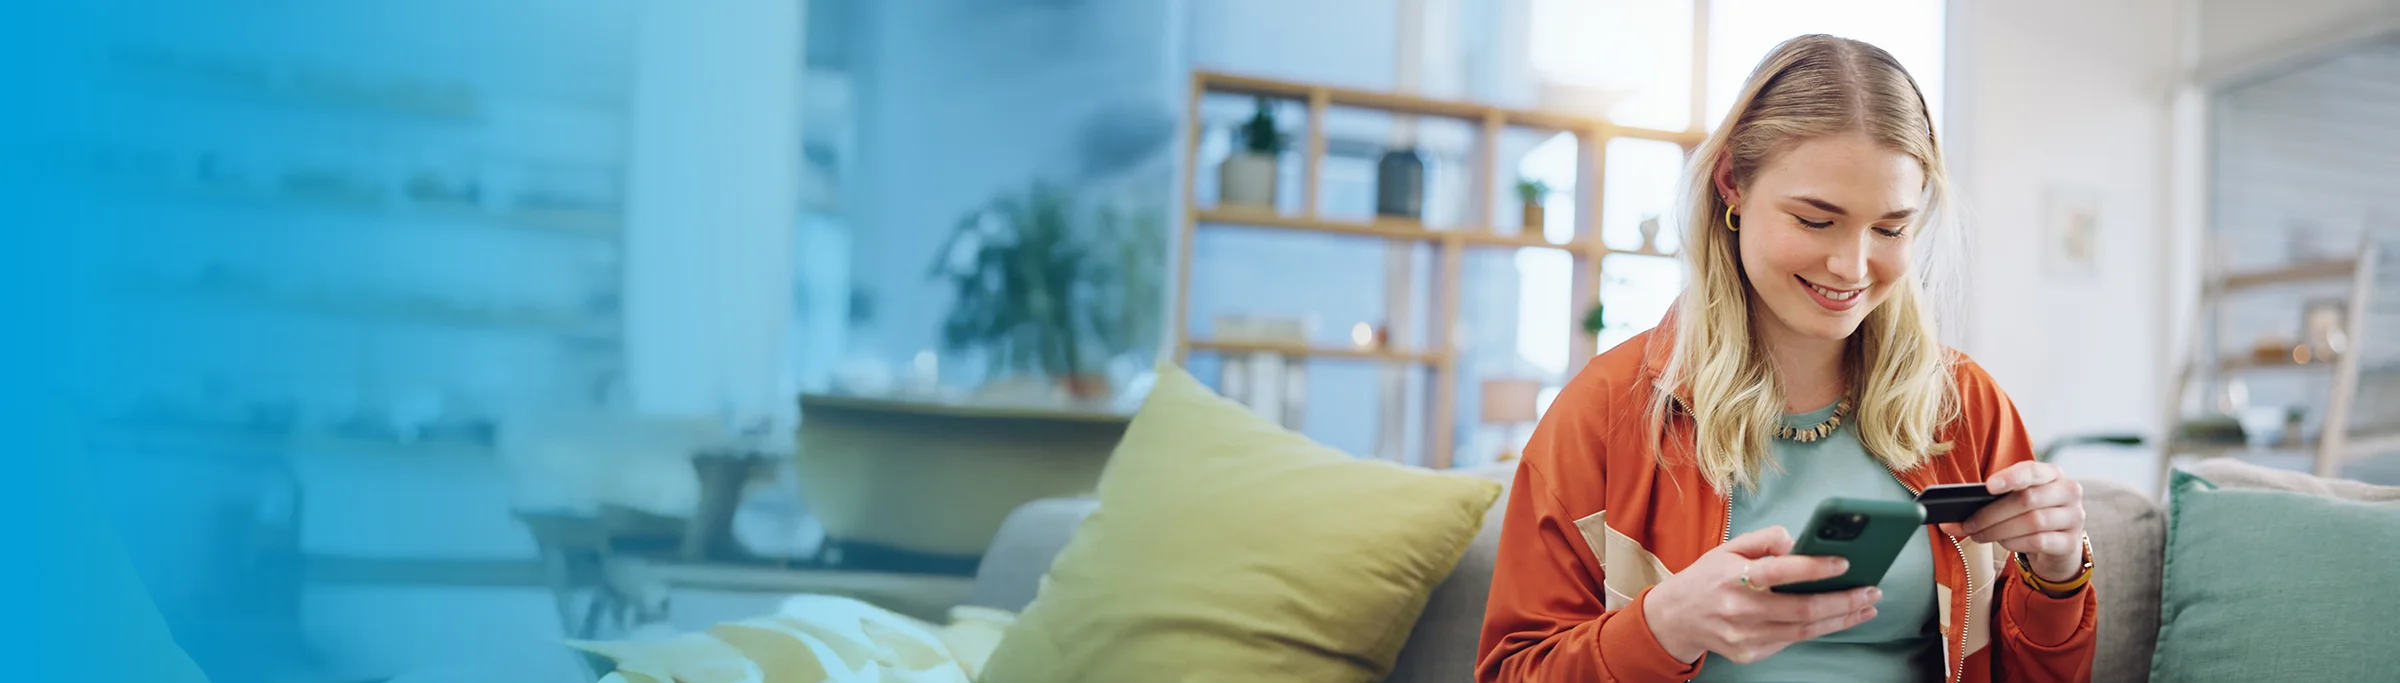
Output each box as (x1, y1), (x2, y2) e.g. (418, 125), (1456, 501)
(1756, 318), (1848, 414)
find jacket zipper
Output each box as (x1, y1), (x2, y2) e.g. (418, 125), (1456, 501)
(1878, 462), (1970, 682)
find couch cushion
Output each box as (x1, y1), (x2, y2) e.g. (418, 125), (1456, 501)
(977, 364), (1503, 683)
(2079, 477), (2164, 683)
(967, 497), (1099, 613)
(2149, 467), (2400, 680)
(1385, 462), (1517, 683)
(2186, 458), (2400, 502)
(970, 464), (1519, 683)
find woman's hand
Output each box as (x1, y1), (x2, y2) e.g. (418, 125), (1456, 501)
(1937, 461), (2086, 582)
(1640, 526), (1883, 664)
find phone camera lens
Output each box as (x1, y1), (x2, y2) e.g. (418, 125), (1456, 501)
(1819, 514), (1868, 541)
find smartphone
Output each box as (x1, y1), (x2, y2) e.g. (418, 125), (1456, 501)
(1773, 497), (1927, 594)
(1916, 483), (2001, 525)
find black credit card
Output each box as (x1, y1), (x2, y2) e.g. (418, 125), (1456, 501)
(1916, 483), (2000, 525)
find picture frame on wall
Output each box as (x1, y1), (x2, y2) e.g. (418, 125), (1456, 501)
(2042, 185), (2102, 278)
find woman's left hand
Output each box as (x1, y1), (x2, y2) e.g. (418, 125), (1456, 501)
(1936, 461), (2086, 582)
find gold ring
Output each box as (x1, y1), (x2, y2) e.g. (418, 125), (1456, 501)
(1739, 561), (1770, 592)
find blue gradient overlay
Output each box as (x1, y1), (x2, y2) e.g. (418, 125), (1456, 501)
(1, 1), (1544, 680)
(7, 2), (660, 680)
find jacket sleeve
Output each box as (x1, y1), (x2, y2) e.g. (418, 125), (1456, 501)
(1475, 409), (1701, 682)
(1964, 363), (2098, 682)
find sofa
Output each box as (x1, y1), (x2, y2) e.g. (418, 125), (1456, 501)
(963, 458), (2381, 682)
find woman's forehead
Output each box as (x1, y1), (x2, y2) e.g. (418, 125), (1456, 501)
(1752, 135), (1926, 213)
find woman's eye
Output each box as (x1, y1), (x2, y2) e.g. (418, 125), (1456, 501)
(1795, 216), (1834, 229)
(1874, 227), (1907, 238)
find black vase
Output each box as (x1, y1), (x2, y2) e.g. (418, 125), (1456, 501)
(1376, 147), (1426, 219)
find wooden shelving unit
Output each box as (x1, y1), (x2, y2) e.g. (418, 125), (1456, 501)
(1173, 70), (1699, 468)
(2167, 241), (2388, 479)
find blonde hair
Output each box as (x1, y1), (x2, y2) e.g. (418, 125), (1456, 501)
(1652, 35), (1962, 492)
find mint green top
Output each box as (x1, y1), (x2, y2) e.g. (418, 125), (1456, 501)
(1691, 401), (1943, 682)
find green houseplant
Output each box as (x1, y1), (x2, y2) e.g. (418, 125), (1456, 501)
(1220, 97), (1286, 208)
(1516, 178), (1550, 233)
(930, 182), (1163, 399)
(1581, 302), (1607, 337)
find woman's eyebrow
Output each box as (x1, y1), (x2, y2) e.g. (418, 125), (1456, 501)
(1787, 194), (1918, 220)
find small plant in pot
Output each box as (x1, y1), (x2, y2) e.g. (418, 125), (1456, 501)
(1220, 97), (1287, 209)
(1581, 303), (1607, 337)
(1516, 178), (1550, 234)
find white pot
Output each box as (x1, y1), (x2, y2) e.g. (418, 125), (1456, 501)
(1219, 152), (1279, 208)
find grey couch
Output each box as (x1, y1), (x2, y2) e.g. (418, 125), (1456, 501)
(965, 459), (2359, 682)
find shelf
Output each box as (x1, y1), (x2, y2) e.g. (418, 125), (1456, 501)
(2219, 356), (2338, 373)
(2344, 431), (2400, 455)
(1194, 70), (1701, 145)
(150, 180), (620, 239)
(1197, 207), (1666, 256)
(91, 425), (497, 462)
(130, 282), (619, 343)
(1187, 339), (1445, 365)
(2220, 258), (2359, 290)
(1198, 206), (1441, 241)
(2168, 430), (2400, 458)
(1453, 229), (1587, 251)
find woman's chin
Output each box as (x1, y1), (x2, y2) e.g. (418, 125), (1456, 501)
(1776, 309), (1869, 341)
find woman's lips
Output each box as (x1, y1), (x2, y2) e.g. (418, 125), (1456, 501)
(1798, 275), (1864, 312)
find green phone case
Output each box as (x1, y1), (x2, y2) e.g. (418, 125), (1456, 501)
(1772, 497), (1928, 594)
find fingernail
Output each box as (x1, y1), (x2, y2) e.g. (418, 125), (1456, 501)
(1832, 559), (1850, 572)
(1869, 587), (1883, 601)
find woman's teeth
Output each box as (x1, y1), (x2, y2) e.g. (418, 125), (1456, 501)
(1808, 282), (1859, 301)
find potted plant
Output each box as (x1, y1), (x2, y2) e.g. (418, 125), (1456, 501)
(929, 183), (1163, 401)
(1581, 303), (1607, 337)
(1517, 178), (1550, 233)
(1220, 97), (1286, 209)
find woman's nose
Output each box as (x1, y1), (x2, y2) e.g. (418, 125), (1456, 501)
(1827, 235), (1869, 282)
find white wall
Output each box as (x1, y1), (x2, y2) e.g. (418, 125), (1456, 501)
(1950, 0), (2400, 489)
(622, 0), (805, 422)
(1947, 0), (2182, 446)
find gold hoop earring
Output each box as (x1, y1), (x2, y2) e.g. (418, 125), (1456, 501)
(1724, 204), (1740, 232)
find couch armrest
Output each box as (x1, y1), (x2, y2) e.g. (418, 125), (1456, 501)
(966, 497), (1099, 613)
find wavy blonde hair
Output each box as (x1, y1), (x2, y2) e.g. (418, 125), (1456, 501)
(1651, 35), (1963, 492)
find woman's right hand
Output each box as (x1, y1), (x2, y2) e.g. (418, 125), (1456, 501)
(1638, 526), (1884, 664)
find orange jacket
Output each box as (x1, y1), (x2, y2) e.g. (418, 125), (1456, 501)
(1476, 324), (2097, 682)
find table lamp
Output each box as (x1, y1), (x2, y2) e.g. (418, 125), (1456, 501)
(1481, 378), (1545, 462)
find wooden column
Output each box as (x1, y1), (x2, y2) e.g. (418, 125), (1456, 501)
(1172, 74), (1204, 363)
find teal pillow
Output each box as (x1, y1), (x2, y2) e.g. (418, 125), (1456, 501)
(2150, 469), (2400, 680)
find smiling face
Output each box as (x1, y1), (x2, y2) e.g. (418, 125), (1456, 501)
(1720, 133), (1925, 343)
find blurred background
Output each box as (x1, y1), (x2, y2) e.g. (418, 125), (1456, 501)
(8, 0), (2398, 680)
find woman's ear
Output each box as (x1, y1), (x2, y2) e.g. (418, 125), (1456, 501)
(1712, 148), (1741, 211)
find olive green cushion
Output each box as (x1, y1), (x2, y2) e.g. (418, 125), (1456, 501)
(977, 364), (1503, 683)
(2149, 469), (2400, 680)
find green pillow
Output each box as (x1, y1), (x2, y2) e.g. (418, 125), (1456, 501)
(977, 364), (1503, 683)
(2150, 469), (2400, 680)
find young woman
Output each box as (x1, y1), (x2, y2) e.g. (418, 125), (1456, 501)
(1475, 35), (2097, 682)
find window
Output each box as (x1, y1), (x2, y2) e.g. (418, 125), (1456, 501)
(1529, 0), (1697, 131)
(1512, 1), (1946, 419)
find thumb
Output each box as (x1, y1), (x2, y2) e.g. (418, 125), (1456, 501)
(1720, 525), (1793, 559)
